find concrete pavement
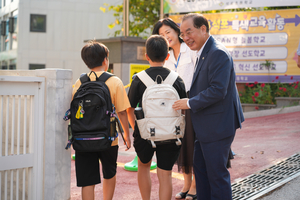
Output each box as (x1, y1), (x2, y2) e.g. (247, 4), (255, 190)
(70, 106), (300, 199)
(258, 175), (300, 200)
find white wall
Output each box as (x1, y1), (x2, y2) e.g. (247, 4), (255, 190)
(0, 0), (19, 16)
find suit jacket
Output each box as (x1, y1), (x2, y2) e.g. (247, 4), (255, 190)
(189, 36), (244, 143)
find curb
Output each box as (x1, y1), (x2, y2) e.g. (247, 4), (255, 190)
(244, 105), (300, 119)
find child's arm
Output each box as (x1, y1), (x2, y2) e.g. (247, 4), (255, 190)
(127, 107), (135, 130)
(117, 110), (131, 150)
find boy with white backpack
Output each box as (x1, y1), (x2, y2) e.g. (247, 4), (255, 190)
(127, 35), (187, 200)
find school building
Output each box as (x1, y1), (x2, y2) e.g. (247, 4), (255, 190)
(0, 0), (123, 82)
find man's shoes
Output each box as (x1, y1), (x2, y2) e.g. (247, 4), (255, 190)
(175, 190), (189, 199)
(185, 193), (197, 200)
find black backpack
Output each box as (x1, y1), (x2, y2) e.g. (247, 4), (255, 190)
(65, 71), (115, 152)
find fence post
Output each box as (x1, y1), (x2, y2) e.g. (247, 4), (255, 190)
(35, 69), (73, 200)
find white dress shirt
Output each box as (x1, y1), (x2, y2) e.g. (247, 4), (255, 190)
(164, 42), (197, 92)
(187, 36), (211, 109)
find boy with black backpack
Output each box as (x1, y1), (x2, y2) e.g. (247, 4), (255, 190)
(71, 41), (131, 200)
(127, 35), (187, 200)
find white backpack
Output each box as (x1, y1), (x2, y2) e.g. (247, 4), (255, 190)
(136, 70), (185, 148)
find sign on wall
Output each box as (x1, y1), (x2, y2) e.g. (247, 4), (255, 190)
(129, 64), (150, 83)
(137, 46), (147, 61)
(170, 9), (300, 83)
(164, 0), (300, 14)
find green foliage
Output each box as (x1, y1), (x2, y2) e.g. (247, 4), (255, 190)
(260, 60), (275, 71)
(100, 0), (160, 38)
(239, 82), (275, 104)
(100, 4), (123, 36)
(274, 81), (300, 97)
(239, 80), (300, 105)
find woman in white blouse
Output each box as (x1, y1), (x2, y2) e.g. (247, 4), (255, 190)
(152, 18), (197, 200)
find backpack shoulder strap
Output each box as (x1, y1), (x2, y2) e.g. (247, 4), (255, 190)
(136, 71), (155, 87)
(163, 71), (178, 86)
(79, 74), (90, 84)
(98, 72), (114, 82)
(98, 72), (115, 110)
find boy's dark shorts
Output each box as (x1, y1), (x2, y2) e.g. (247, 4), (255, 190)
(75, 145), (119, 187)
(133, 134), (181, 171)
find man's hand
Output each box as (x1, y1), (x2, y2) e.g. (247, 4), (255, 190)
(172, 98), (189, 110)
(117, 110), (132, 151)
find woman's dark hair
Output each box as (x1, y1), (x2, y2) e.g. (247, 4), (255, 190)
(152, 18), (184, 45)
(81, 41), (109, 69)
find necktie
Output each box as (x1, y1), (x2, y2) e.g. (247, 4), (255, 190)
(194, 57), (199, 72)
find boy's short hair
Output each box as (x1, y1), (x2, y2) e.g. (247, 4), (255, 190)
(146, 35), (169, 63)
(81, 41), (109, 69)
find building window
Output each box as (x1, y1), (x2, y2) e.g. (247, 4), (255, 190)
(9, 64), (16, 69)
(29, 64), (45, 70)
(30, 14), (46, 32)
(0, 23), (2, 52)
(9, 59), (16, 70)
(1, 61), (8, 69)
(4, 19), (9, 51)
(11, 10), (18, 50)
(1, 21), (6, 36)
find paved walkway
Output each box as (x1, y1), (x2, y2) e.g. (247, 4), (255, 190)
(70, 110), (300, 199)
(259, 176), (300, 200)
(258, 175), (300, 200)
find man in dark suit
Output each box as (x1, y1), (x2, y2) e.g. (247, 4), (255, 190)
(172, 13), (244, 200)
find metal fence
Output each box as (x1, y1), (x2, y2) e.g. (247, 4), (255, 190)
(0, 76), (45, 200)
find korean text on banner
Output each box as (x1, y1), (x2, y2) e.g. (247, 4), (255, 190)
(164, 0), (300, 14)
(170, 9), (300, 83)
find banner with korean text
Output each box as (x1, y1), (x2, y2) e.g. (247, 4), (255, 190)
(170, 9), (300, 83)
(164, 0), (300, 14)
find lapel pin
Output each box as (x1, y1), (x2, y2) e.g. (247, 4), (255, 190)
(202, 57), (204, 59)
